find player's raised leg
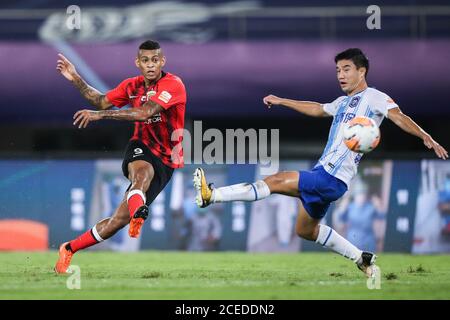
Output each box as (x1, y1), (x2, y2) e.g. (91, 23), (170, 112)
(193, 168), (299, 207)
(126, 160), (154, 238)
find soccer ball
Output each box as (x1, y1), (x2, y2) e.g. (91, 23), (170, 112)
(343, 116), (380, 153)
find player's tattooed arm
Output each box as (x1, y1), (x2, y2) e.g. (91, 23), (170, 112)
(72, 76), (111, 110)
(56, 53), (111, 110)
(73, 100), (164, 129)
(388, 107), (448, 160)
(263, 94), (329, 117)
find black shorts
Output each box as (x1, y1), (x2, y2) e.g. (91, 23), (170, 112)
(122, 140), (174, 206)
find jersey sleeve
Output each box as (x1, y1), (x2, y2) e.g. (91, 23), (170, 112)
(105, 79), (130, 108)
(371, 91), (399, 117)
(322, 96), (345, 116)
(149, 77), (186, 110)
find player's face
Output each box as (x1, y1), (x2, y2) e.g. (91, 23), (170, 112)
(136, 49), (166, 81)
(336, 59), (365, 94)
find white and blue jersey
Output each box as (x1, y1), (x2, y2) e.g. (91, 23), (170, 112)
(318, 87), (399, 186)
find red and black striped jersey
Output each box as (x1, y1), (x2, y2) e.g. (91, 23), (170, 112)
(106, 72), (186, 168)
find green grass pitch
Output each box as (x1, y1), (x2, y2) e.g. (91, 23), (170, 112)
(0, 251), (449, 299)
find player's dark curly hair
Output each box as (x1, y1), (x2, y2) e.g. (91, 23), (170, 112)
(335, 48), (369, 77)
(139, 40), (161, 51)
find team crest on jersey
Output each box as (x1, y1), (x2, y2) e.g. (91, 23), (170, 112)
(147, 90), (156, 100)
(348, 96), (361, 108)
(138, 91), (157, 102)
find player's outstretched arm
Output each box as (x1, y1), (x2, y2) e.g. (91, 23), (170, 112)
(263, 94), (329, 117)
(56, 53), (112, 110)
(388, 107), (448, 160)
(73, 100), (164, 129)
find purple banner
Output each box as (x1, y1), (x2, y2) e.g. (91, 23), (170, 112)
(1, 40), (449, 123)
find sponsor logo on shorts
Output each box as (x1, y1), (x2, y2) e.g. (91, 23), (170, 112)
(158, 91), (172, 103)
(133, 148), (144, 158)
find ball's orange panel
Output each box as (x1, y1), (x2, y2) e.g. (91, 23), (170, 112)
(344, 138), (360, 151)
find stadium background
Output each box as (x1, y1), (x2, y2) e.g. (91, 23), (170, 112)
(1, 0), (450, 257)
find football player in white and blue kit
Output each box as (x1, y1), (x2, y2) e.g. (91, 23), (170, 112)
(193, 48), (448, 277)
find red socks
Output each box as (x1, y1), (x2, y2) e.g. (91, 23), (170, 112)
(69, 226), (103, 253)
(127, 190), (146, 218)
(66, 190), (146, 254)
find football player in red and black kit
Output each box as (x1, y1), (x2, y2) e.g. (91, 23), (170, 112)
(54, 40), (186, 273)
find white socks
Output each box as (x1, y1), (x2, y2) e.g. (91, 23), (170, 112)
(212, 180), (271, 203)
(127, 189), (146, 203)
(91, 225), (105, 243)
(316, 224), (362, 262)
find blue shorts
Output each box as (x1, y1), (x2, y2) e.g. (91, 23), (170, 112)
(298, 165), (348, 219)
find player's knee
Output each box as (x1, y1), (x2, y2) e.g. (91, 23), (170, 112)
(264, 172), (287, 191)
(130, 168), (152, 186)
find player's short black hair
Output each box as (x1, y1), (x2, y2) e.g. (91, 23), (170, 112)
(138, 40), (161, 51)
(335, 48), (369, 77)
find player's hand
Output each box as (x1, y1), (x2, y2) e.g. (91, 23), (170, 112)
(57, 53), (79, 82)
(73, 109), (101, 129)
(263, 95), (283, 108)
(423, 134), (448, 160)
